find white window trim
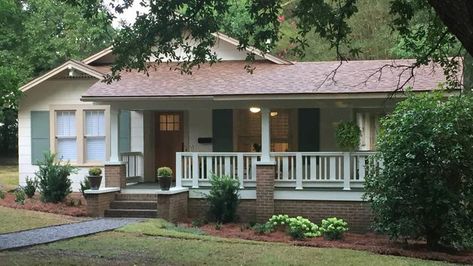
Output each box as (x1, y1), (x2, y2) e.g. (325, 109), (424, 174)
(50, 104), (110, 166)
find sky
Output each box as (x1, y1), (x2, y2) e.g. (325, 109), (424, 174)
(108, 0), (149, 28)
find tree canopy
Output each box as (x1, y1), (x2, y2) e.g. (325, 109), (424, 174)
(66, 0), (469, 90)
(0, 0), (113, 154)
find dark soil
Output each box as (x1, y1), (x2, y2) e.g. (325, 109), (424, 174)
(0, 192), (87, 217)
(195, 223), (473, 264)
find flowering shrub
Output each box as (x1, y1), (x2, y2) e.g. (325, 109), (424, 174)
(267, 214), (321, 239)
(319, 217), (349, 240)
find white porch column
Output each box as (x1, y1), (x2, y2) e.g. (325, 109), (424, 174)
(260, 107), (272, 163)
(108, 106), (121, 163)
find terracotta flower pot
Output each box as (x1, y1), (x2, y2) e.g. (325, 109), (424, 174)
(158, 175), (172, 191)
(88, 175), (102, 190)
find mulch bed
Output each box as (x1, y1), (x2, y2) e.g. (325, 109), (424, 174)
(194, 223), (473, 264)
(0, 192), (87, 217)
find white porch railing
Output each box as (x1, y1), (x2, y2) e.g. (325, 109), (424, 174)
(121, 152), (144, 182)
(176, 151), (380, 190)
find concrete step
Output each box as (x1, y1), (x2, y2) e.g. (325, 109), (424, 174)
(110, 200), (156, 210)
(115, 193), (158, 201)
(104, 209), (158, 218)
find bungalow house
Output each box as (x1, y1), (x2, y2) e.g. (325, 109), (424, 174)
(18, 33), (445, 231)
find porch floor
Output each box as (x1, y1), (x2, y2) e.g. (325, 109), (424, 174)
(122, 182), (179, 194)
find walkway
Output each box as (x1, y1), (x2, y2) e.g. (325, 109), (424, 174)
(0, 218), (142, 251)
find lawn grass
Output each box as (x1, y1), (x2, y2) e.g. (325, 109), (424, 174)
(0, 219), (452, 265)
(0, 164), (18, 190)
(0, 206), (81, 234)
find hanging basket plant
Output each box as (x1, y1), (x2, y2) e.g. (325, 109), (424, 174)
(335, 121), (361, 151)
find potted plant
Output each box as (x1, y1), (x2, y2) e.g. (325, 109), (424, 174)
(157, 167), (173, 191)
(87, 167), (102, 190)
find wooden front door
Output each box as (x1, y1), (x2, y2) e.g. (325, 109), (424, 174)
(155, 112), (184, 179)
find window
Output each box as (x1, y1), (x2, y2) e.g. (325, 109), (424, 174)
(356, 112), (381, 151)
(85, 110), (105, 161)
(56, 111), (77, 161)
(159, 114), (180, 131)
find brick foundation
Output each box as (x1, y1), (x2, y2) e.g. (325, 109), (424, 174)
(105, 163), (126, 188)
(157, 191), (189, 223)
(274, 200), (373, 232)
(256, 163), (276, 223)
(84, 189), (119, 217)
(188, 198), (372, 232)
(188, 199), (257, 222)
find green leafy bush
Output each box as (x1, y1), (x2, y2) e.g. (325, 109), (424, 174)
(15, 188), (26, 204)
(88, 167), (102, 176)
(24, 177), (37, 198)
(267, 214), (321, 239)
(205, 175), (240, 223)
(35, 153), (76, 203)
(288, 226), (306, 240)
(364, 93), (473, 250)
(319, 217), (349, 240)
(80, 177), (91, 197)
(252, 223), (272, 235)
(0, 188), (5, 199)
(157, 167), (173, 177)
(335, 121), (361, 151)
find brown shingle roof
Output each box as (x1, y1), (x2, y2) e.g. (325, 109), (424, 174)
(83, 59), (447, 98)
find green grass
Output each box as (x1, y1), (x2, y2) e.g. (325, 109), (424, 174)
(0, 206), (82, 234)
(0, 219), (452, 265)
(0, 164), (18, 190)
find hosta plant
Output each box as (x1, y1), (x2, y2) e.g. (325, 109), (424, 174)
(319, 217), (349, 240)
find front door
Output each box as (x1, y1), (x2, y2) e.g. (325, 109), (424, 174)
(155, 112), (184, 179)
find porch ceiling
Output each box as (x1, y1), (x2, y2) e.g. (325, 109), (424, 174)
(82, 60), (447, 99)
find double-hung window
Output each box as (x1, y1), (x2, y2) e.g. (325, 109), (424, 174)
(56, 111), (77, 161)
(85, 110), (106, 162)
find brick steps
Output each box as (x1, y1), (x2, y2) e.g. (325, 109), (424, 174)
(110, 200), (156, 210)
(104, 208), (157, 218)
(104, 193), (158, 218)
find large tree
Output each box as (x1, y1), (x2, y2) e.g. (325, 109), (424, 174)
(67, 0), (469, 89)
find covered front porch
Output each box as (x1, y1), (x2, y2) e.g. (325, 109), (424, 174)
(98, 97), (389, 198)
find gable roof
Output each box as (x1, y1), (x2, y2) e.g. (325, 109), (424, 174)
(20, 60), (104, 92)
(82, 59), (447, 100)
(82, 32), (292, 65)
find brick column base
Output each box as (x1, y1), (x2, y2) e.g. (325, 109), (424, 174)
(84, 188), (120, 217)
(256, 162), (276, 223)
(157, 190), (189, 223)
(105, 163), (126, 188)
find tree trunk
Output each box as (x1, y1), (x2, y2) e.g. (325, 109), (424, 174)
(463, 52), (473, 93)
(428, 0), (473, 56)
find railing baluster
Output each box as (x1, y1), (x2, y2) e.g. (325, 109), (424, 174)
(343, 152), (351, 190)
(295, 153), (303, 190)
(175, 153), (182, 187)
(237, 153), (244, 188)
(192, 153), (199, 188)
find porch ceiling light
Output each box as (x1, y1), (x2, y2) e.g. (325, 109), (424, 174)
(249, 107), (261, 113)
(270, 111), (278, 117)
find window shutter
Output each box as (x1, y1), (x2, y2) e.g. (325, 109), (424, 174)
(31, 111), (50, 164)
(298, 108), (320, 152)
(119, 110), (131, 153)
(212, 109), (233, 152)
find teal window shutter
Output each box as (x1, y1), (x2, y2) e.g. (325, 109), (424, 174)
(212, 109), (233, 152)
(118, 110), (131, 154)
(31, 111), (50, 165)
(298, 108), (320, 151)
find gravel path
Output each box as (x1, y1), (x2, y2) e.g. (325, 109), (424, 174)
(0, 218), (143, 251)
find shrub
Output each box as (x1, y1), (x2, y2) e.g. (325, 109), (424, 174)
(252, 223), (272, 235)
(364, 93), (473, 250)
(191, 217), (207, 227)
(319, 217), (349, 240)
(267, 214), (321, 239)
(80, 177), (91, 197)
(0, 188), (5, 199)
(157, 167), (173, 177)
(35, 153), (76, 203)
(205, 175), (240, 223)
(15, 188), (26, 204)
(88, 167), (102, 176)
(288, 226), (306, 240)
(335, 121), (361, 151)
(24, 177), (37, 198)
